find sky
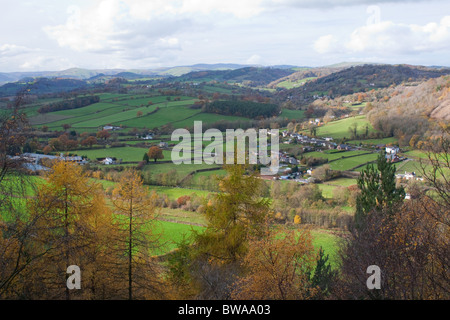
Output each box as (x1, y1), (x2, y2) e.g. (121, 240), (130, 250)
(1, 0), (450, 72)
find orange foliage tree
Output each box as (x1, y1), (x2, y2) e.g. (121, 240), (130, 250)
(231, 227), (318, 300)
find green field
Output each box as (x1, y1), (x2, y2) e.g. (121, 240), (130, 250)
(346, 137), (398, 146)
(29, 95), (199, 129)
(327, 178), (357, 187)
(144, 162), (221, 179)
(280, 109), (305, 120)
(150, 186), (211, 200)
(305, 150), (370, 161)
(317, 184), (337, 199)
(315, 116), (374, 140)
(328, 153), (378, 171)
(74, 146), (150, 162)
(172, 112), (250, 129)
(112, 105), (200, 129)
(311, 229), (341, 268)
(276, 77), (317, 89)
(159, 208), (207, 225)
(153, 221), (204, 255)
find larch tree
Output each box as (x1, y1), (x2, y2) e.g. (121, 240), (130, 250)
(110, 169), (164, 300)
(0, 90), (51, 299)
(231, 227), (318, 300)
(184, 164), (271, 299)
(27, 160), (106, 300)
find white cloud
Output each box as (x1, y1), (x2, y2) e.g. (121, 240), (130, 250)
(313, 35), (339, 54)
(0, 44), (35, 57)
(270, 0), (427, 9)
(314, 15), (450, 55)
(43, 0), (127, 52)
(156, 37), (181, 49)
(246, 54), (263, 64)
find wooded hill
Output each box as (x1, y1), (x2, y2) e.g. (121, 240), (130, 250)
(276, 64), (450, 107)
(169, 67), (296, 87)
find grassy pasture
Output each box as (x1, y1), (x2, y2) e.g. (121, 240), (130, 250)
(112, 105), (200, 128)
(305, 150), (369, 161)
(150, 186), (211, 200)
(279, 109), (305, 120)
(29, 95), (198, 129)
(276, 77), (317, 89)
(346, 137), (398, 146)
(327, 153), (378, 171)
(315, 116), (374, 140)
(172, 112), (250, 129)
(74, 146), (148, 162)
(326, 178), (357, 187)
(310, 229), (341, 268)
(144, 162), (221, 178)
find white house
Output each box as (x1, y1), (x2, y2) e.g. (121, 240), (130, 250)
(386, 146), (400, 155)
(101, 157), (115, 165)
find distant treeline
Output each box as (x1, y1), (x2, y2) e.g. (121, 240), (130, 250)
(204, 100), (279, 118)
(37, 95), (100, 113)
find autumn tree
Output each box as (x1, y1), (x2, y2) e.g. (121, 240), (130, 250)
(42, 145), (52, 154)
(231, 227), (318, 300)
(339, 128), (449, 299)
(0, 90), (42, 298)
(81, 193), (123, 299)
(81, 136), (97, 148)
(147, 146), (164, 162)
(175, 164), (271, 299)
(110, 169), (164, 300)
(96, 130), (111, 140)
(338, 196), (449, 299)
(27, 161), (107, 299)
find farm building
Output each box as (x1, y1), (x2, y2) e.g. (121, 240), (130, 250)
(97, 157), (117, 165)
(386, 146), (400, 155)
(16, 153), (88, 172)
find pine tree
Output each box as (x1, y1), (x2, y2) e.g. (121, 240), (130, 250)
(309, 247), (337, 298)
(355, 151), (405, 228)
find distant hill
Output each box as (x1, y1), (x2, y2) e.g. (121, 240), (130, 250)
(171, 67), (296, 87)
(268, 62), (379, 88)
(0, 63), (255, 85)
(276, 64), (450, 106)
(0, 78), (88, 97)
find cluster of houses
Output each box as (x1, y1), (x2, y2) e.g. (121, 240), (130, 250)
(17, 153), (88, 172)
(395, 171), (424, 182)
(282, 131), (356, 151)
(102, 125), (121, 131)
(16, 152), (126, 172)
(279, 151), (299, 165)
